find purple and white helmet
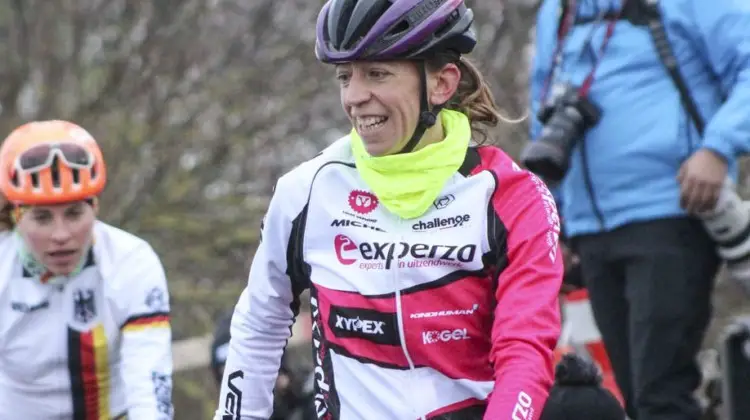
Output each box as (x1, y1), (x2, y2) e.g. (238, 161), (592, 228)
(315, 0), (476, 64)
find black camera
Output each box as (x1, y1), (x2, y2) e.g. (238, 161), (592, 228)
(521, 83), (602, 183)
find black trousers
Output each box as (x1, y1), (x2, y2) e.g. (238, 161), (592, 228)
(573, 217), (720, 420)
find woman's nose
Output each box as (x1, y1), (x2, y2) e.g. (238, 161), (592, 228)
(49, 220), (73, 243)
(342, 75), (373, 108)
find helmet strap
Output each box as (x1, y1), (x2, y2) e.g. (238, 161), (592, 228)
(397, 61), (444, 154)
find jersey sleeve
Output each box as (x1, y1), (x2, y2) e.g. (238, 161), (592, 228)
(485, 167), (563, 420)
(117, 244), (174, 420)
(214, 177), (302, 420)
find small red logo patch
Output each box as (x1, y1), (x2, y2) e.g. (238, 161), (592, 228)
(348, 190), (378, 214)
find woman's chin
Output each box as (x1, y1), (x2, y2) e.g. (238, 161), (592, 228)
(42, 254), (80, 276)
(360, 135), (398, 157)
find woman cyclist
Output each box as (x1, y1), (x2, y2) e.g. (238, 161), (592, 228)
(0, 120), (174, 419)
(215, 1), (563, 419)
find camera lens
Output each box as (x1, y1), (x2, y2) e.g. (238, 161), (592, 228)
(522, 86), (602, 182)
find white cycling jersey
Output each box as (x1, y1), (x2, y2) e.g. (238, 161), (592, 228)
(0, 221), (173, 420)
(215, 137), (563, 420)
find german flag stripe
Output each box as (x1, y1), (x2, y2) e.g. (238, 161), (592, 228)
(122, 312), (170, 333)
(68, 324), (110, 420)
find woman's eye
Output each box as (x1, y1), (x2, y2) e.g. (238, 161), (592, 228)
(33, 214), (52, 224)
(336, 73), (351, 83)
(66, 210), (83, 221)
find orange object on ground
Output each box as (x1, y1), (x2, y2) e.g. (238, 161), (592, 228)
(555, 289), (624, 406)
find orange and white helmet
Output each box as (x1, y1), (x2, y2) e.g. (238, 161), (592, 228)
(0, 120), (107, 205)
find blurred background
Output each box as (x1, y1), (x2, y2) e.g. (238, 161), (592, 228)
(0, 0), (746, 418)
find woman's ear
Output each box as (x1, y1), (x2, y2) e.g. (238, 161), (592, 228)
(429, 63), (461, 106)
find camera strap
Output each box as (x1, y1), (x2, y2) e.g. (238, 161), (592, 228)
(542, 0), (630, 103)
(639, 0), (706, 136)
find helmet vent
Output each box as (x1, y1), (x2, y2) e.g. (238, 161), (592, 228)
(385, 19), (410, 39)
(329, 0), (357, 47)
(342, 0), (392, 49)
(51, 157), (60, 188)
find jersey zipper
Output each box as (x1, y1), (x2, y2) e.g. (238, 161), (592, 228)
(393, 218), (422, 419)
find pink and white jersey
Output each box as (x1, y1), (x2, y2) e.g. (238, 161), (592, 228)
(215, 137), (563, 420)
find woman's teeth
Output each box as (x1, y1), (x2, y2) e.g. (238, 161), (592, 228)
(357, 116), (388, 131)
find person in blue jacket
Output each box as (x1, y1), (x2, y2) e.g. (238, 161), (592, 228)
(524, 0), (750, 419)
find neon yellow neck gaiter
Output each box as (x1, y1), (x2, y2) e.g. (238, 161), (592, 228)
(350, 109), (471, 220)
